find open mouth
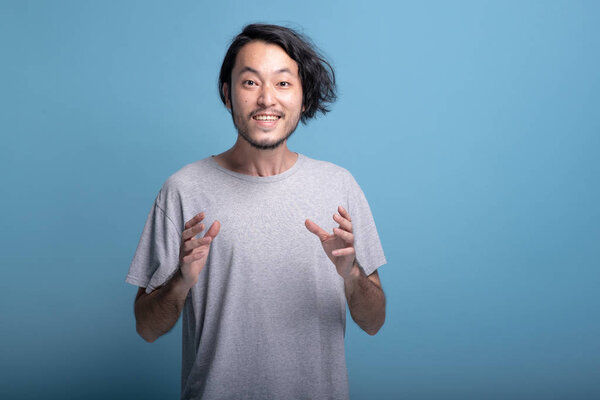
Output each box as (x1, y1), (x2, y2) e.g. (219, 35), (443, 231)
(252, 114), (281, 121)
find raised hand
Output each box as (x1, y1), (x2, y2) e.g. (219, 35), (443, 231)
(305, 205), (356, 280)
(179, 212), (220, 289)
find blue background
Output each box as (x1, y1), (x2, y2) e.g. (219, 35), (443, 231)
(1, 1), (599, 399)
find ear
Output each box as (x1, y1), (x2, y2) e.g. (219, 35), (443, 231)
(223, 83), (232, 110)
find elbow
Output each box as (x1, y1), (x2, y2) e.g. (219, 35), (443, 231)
(135, 324), (158, 343)
(365, 314), (385, 336)
(134, 298), (159, 343)
(365, 322), (384, 336)
(365, 327), (380, 336)
(136, 321), (158, 343)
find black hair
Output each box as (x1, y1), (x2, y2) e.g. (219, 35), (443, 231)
(218, 23), (337, 124)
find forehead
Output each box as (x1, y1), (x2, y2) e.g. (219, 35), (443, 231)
(233, 41), (299, 76)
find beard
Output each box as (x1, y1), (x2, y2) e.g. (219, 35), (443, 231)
(231, 104), (302, 150)
(237, 126), (295, 150)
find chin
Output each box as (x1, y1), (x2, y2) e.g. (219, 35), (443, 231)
(239, 129), (293, 150)
(246, 137), (287, 150)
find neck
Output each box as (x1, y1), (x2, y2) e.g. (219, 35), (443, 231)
(213, 137), (298, 177)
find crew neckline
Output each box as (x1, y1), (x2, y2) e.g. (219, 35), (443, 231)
(207, 153), (306, 183)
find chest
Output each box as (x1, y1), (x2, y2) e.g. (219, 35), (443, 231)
(184, 182), (345, 255)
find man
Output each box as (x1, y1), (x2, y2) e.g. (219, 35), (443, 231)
(126, 24), (386, 399)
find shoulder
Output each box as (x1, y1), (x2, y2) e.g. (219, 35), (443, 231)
(300, 154), (355, 183)
(154, 157), (218, 205)
(161, 157), (215, 192)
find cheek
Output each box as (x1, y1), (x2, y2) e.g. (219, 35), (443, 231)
(283, 92), (304, 110)
(231, 99), (248, 116)
(234, 94), (250, 106)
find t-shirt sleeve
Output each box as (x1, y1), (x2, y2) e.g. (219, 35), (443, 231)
(125, 188), (182, 294)
(346, 173), (387, 276)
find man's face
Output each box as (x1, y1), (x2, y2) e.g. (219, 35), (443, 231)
(225, 41), (304, 150)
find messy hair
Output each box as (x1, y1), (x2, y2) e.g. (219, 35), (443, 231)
(218, 23), (337, 124)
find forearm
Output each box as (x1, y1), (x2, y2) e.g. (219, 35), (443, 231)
(344, 262), (386, 335)
(134, 270), (191, 342)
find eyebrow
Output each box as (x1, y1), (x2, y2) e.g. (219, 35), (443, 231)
(237, 66), (294, 76)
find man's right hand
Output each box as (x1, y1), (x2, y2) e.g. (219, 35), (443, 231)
(179, 212), (221, 289)
(134, 212), (220, 343)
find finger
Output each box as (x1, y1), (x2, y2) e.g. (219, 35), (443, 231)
(191, 238), (212, 254)
(182, 235), (212, 252)
(204, 220), (221, 239)
(182, 223), (205, 241)
(332, 247), (355, 257)
(333, 227), (354, 244)
(185, 212), (205, 229)
(333, 213), (352, 232)
(338, 206), (351, 222)
(182, 247), (209, 264)
(305, 219), (330, 241)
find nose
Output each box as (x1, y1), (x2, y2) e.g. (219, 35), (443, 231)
(257, 84), (276, 108)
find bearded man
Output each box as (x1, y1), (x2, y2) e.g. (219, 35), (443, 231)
(127, 23), (387, 400)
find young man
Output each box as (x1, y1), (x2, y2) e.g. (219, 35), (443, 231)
(127, 24), (386, 399)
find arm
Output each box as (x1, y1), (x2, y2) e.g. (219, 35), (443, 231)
(305, 206), (386, 335)
(134, 212), (220, 343)
(134, 272), (192, 342)
(344, 266), (385, 335)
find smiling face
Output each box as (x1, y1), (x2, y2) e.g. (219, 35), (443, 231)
(224, 41), (304, 150)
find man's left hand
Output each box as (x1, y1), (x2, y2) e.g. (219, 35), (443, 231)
(305, 205), (358, 280)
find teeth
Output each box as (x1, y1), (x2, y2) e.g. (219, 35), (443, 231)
(254, 115), (279, 121)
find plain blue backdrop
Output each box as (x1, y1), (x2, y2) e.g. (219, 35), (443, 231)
(1, 1), (599, 399)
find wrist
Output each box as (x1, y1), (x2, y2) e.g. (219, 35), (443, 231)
(343, 260), (361, 284)
(173, 266), (195, 293)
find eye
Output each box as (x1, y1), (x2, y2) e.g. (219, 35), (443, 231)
(243, 80), (257, 86)
(278, 81), (290, 87)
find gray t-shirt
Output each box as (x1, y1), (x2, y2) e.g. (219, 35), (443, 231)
(126, 154), (386, 400)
